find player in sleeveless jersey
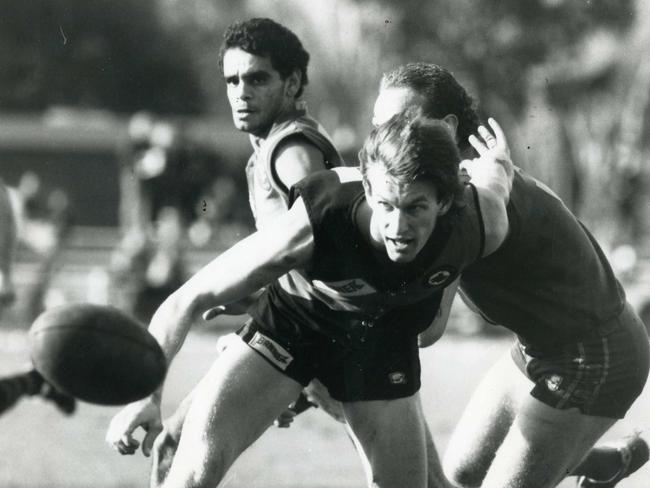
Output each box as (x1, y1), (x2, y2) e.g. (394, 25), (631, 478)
(107, 112), (514, 488)
(106, 18), (344, 487)
(373, 62), (649, 488)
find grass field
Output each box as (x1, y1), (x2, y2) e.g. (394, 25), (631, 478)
(1, 325), (648, 488)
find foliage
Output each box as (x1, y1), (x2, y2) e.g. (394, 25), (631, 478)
(0, 0), (204, 114)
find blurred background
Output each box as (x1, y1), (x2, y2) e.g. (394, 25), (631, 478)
(1, 0), (650, 486)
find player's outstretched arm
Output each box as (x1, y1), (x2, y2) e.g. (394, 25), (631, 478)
(149, 196), (314, 363)
(462, 118), (512, 256)
(107, 198), (314, 457)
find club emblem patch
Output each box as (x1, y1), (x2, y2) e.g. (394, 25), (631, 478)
(545, 374), (563, 392)
(425, 266), (456, 288)
(388, 371), (407, 385)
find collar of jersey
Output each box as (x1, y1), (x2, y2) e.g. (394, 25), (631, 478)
(249, 101), (309, 151)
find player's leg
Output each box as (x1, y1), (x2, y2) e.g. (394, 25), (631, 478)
(0, 369), (43, 414)
(0, 368), (75, 416)
(481, 304), (649, 488)
(442, 349), (529, 487)
(156, 336), (303, 488)
(344, 393), (429, 488)
(480, 396), (615, 488)
(424, 420), (454, 488)
(150, 389), (194, 487)
(574, 433), (649, 487)
(150, 332), (239, 485)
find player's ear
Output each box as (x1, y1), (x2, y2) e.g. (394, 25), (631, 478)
(442, 114), (459, 139)
(362, 178), (372, 200)
(284, 70), (301, 98)
(438, 197), (453, 216)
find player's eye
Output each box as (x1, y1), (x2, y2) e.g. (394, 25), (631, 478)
(225, 77), (239, 86)
(407, 204), (427, 214)
(379, 201), (393, 211)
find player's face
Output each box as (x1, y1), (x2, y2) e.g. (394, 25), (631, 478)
(223, 48), (296, 138)
(365, 165), (450, 263)
(372, 87), (426, 127)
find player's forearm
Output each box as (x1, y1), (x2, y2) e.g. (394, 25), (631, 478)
(148, 206), (313, 367)
(467, 162), (513, 205)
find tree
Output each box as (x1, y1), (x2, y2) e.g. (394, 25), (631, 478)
(0, 0), (204, 114)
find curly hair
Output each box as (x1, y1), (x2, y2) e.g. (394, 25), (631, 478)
(218, 18), (310, 98)
(359, 112), (463, 208)
(380, 63), (480, 154)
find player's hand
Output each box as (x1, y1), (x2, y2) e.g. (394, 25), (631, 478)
(202, 291), (263, 321)
(274, 408), (299, 428)
(201, 303), (248, 321)
(461, 118), (514, 196)
(303, 380), (346, 424)
(106, 397), (163, 457)
(274, 392), (317, 428)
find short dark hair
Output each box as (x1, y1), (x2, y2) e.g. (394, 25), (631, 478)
(381, 63), (480, 154)
(359, 111), (463, 207)
(218, 18), (310, 98)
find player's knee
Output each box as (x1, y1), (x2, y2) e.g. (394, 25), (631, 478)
(442, 454), (483, 488)
(160, 449), (229, 488)
(189, 445), (232, 487)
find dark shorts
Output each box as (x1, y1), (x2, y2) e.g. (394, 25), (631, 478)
(237, 318), (421, 402)
(512, 302), (650, 418)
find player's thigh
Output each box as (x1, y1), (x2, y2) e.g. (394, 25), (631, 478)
(344, 393), (428, 488)
(164, 336), (303, 483)
(443, 349), (529, 487)
(481, 396), (615, 488)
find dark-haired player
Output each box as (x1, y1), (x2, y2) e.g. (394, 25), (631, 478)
(106, 16), (348, 484)
(373, 62), (649, 488)
(0, 180), (75, 417)
(107, 113), (514, 488)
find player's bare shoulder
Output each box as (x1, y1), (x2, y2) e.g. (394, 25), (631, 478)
(273, 136), (328, 190)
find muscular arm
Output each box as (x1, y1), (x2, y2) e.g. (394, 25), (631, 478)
(148, 197), (315, 386)
(462, 119), (513, 257)
(273, 136), (328, 192)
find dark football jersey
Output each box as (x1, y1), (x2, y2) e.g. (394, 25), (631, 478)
(460, 170), (625, 348)
(249, 169), (486, 344)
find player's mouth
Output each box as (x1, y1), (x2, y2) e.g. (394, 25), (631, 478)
(235, 108), (256, 118)
(386, 236), (415, 251)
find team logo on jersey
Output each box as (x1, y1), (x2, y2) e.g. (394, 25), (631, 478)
(312, 279), (376, 297)
(545, 374), (563, 392)
(249, 332), (293, 370)
(424, 266), (456, 288)
(388, 371), (407, 385)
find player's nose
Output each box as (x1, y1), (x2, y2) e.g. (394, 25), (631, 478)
(236, 81), (253, 101)
(386, 210), (409, 235)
